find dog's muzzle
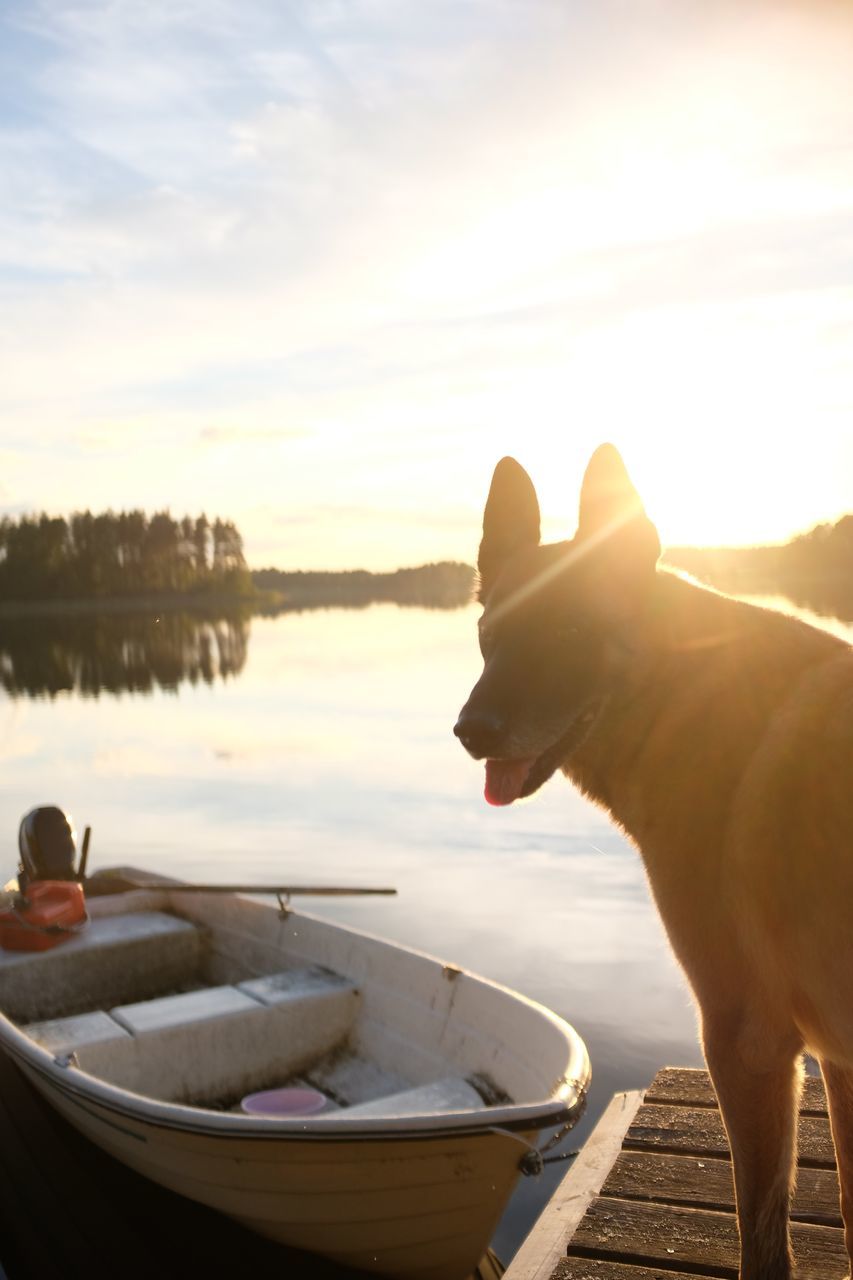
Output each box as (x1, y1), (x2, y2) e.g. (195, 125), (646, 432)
(453, 710), (506, 759)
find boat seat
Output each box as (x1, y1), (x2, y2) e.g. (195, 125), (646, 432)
(110, 984), (259, 1035)
(1, 912), (202, 1023)
(76, 969), (362, 1106)
(25, 1010), (132, 1058)
(236, 965), (357, 1006)
(338, 1076), (485, 1119)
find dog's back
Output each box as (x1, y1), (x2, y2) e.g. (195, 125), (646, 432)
(565, 568), (853, 1059)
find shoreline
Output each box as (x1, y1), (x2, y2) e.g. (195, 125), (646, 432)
(0, 591), (270, 619)
(1, 567), (849, 622)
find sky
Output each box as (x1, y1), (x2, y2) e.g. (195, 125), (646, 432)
(2, 0), (853, 570)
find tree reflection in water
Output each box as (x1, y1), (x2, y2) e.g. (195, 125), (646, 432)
(0, 610), (249, 698)
(3, 579), (850, 702)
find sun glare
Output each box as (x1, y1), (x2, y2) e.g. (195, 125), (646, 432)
(490, 288), (849, 553)
(529, 420), (826, 554)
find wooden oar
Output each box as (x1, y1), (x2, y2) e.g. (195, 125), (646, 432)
(84, 873), (396, 898)
(133, 882), (397, 896)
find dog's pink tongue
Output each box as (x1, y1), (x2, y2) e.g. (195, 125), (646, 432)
(484, 758), (533, 807)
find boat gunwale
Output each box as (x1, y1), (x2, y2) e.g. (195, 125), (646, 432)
(0, 1020), (589, 1140)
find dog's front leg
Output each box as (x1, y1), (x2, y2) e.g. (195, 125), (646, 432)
(702, 1012), (803, 1280)
(819, 1060), (853, 1279)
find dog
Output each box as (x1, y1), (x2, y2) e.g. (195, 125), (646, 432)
(454, 445), (853, 1280)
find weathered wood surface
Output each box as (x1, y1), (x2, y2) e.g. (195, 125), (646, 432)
(604, 1148), (842, 1227)
(626, 1100), (836, 1167)
(569, 1199), (847, 1278)
(644, 1065), (829, 1116)
(556, 1259), (717, 1279)
(511, 1066), (848, 1280)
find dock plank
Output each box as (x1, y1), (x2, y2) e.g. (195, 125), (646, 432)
(567, 1198), (847, 1278)
(644, 1066), (829, 1117)
(555, 1261), (718, 1280)
(625, 1101), (836, 1167)
(602, 1149), (842, 1228)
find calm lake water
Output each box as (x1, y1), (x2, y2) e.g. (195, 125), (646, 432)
(1, 591), (851, 1266)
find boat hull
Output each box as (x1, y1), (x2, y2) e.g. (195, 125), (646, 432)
(16, 1052), (528, 1280)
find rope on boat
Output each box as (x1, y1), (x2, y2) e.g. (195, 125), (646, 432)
(488, 1120), (580, 1176)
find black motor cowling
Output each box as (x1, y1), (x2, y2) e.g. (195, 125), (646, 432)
(18, 806), (79, 889)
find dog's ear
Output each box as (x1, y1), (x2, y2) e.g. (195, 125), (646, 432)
(477, 457), (540, 599)
(577, 444), (660, 597)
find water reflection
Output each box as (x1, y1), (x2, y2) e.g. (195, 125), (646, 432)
(0, 585), (851, 1266)
(0, 610), (249, 698)
(687, 573), (853, 627)
(773, 578), (853, 625)
(2, 575), (853, 701)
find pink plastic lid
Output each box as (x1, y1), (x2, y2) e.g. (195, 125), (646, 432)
(240, 1087), (327, 1117)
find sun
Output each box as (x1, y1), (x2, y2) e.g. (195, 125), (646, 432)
(482, 305), (838, 552)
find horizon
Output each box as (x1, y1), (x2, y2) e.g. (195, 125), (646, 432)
(2, 1), (853, 571)
(3, 496), (846, 580)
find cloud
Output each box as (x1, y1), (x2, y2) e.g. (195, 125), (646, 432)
(0, 0), (852, 564)
(199, 425), (306, 444)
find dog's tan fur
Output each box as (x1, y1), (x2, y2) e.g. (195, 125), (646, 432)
(455, 446), (853, 1279)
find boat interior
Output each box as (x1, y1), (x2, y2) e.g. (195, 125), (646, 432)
(0, 890), (575, 1121)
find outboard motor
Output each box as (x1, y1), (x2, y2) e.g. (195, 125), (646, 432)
(18, 805), (81, 890)
(0, 806), (89, 952)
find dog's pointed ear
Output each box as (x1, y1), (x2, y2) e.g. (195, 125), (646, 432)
(577, 444), (660, 590)
(477, 457), (540, 600)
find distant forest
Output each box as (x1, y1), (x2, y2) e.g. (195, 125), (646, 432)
(3, 504), (851, 614)
(252, 562), (475, 610)
(663, 514), (853, 586)
(0, 510), (250, 601)
(0, 508), (476, 610)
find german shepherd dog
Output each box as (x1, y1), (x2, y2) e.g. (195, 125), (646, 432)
(454, 446), (853, 1280)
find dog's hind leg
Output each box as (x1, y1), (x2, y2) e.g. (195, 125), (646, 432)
(819, 1059), (853, 1279)
(702, 1013), (803, 1280)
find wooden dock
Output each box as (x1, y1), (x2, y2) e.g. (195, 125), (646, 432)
(505, 1066), (848, 1280)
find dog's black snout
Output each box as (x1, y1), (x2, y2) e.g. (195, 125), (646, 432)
(453, 710), (505, 758)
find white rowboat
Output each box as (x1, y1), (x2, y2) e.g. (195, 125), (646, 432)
(0, 872), (590, 1280)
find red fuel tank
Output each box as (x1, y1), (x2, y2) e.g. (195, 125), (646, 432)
(0, 881), (87, 952)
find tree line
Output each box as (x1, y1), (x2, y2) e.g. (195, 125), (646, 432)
(251, 561), (475, 610)
(663, 513), (853, 586)
(0, 510), (251, 601)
